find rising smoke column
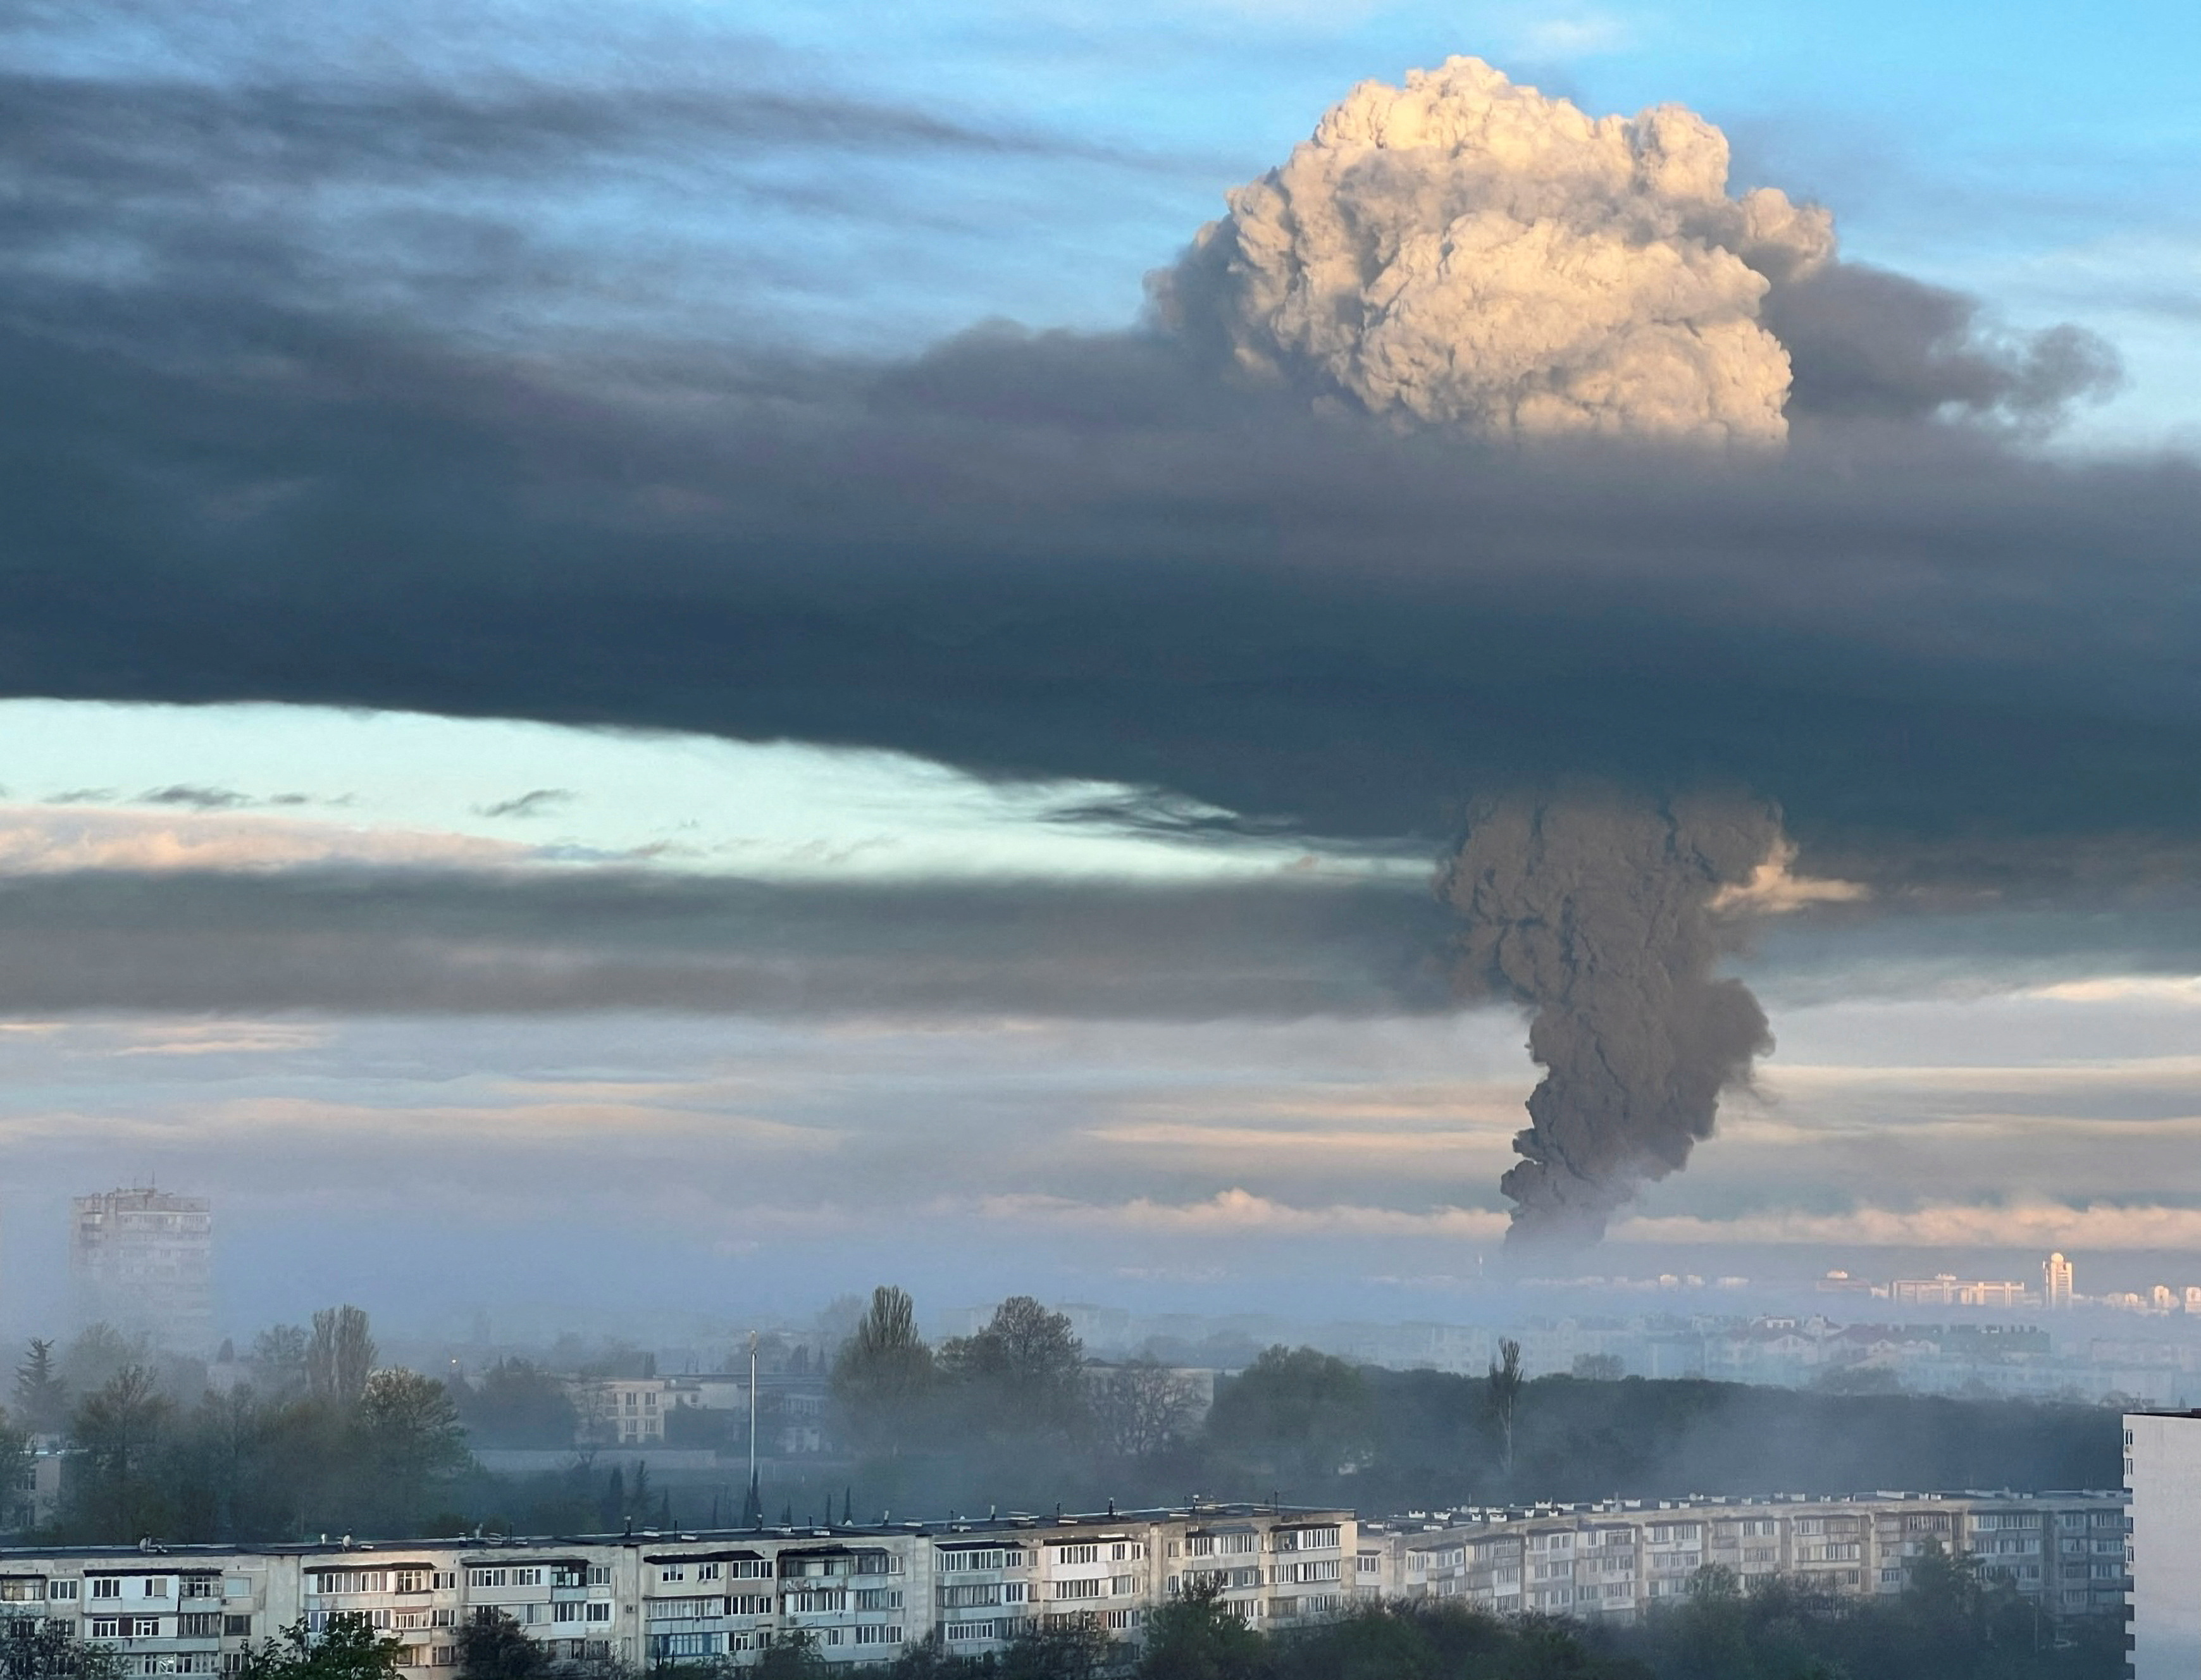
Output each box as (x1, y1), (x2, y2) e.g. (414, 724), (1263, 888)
(1152, 56), (1834, 443)
(1439, 790), (1782, 1248)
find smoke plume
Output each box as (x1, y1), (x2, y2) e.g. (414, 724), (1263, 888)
(1152, 56), (1834, 443)
(1440, 789), (1782, 1248)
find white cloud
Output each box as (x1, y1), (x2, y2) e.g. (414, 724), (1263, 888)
(978, 1185), (1509, 1237)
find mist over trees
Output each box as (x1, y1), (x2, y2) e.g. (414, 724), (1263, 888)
(0, 1287), (2122, 1548)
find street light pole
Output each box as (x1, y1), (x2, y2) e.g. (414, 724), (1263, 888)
(747, 1330), (759, 1522)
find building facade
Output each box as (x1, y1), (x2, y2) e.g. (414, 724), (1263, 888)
(2126, 1411), (2201, 1680)
(69, 1189), (214, 1350)
(0, 1505), (1351, 1675)
(1355, 1490), (2128, 1623)
(0, 1489), (2130, 1677)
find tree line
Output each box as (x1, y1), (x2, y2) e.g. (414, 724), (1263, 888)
(3, 1283), (2123, 1547)
(823, 1286), (2118, 1521)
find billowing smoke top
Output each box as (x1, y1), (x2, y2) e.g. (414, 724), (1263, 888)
(1440, 789), (1782, 1250)
(1153, 56), (1835, 443)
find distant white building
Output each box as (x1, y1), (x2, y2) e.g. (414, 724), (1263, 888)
(2045, 1251), (2076, 1309)
(69, 1187), (213, 1349)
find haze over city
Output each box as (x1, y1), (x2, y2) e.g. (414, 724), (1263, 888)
(5, 3), (2201, 1677)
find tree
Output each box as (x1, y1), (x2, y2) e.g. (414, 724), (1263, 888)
(237, 1614), (406, 1679)
(356, 1369), (470, 1529)
(1487, 1338), (1524, 1478)
(831, 1286), (935, 1457)
(252, 1326), (311, 1399)
(66, 1365), (173, 1539)
(0, 1620), (126, 1678)
(0, 1419), (29, 1533)
(61, 1325), (146, 1397)
(1205, 1346), (1373, 1486)
(454, 1609), (545, 1680)
(13, 1340), (68, 1434)
(755, 1631), (831, 1680)
(308, 1308), (376, 1410)
(1136, 1581), (1262, 1680)
(455, 1359), (578, 1450)
(938, 1297), (1084, 1438)
(1089, 1361), (1200, 1459)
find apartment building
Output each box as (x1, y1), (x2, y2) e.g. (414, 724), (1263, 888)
(0, 1504), (1352, 1675)
(69, 1188), (214, 1349)
(1355, 1489), (2128, 1625)
(2126, 1410), (2201, 1680)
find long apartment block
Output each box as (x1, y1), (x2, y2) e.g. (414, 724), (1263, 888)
(1355, 1490), (2130, 1622)
(0, 1504), (1354, 1675)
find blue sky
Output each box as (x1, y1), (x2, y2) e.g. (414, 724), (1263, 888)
(4, 0), (2201, 1345)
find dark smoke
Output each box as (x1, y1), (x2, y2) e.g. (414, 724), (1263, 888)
(1439, 789), (1780, 1249)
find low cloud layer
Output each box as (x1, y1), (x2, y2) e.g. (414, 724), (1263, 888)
(0, 869), (1445, 1016)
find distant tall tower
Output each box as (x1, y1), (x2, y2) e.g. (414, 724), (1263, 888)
(2043, 1251), (2074, 1309)
(70, 1187), (214, 1350)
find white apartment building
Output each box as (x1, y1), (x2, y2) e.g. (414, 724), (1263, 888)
(69, 1188), (214, 1349)
(0, 1504), (1351, 1675)
(2126, 1410), (2201, 1680)
(1356, 1489), (2128, 1624)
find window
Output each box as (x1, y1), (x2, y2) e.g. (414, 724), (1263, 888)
(1051, 1579), (1103, 1601)
(553, 1603), (581, 1624)
(92, 1580), (123, 1600)
(49, 1582), (79, 1602)
(695, 1565), (722, 1583)
(584, 1603), (612, 1626)
(511, 1570), (542, 1589)
(937, 1549), (1026, 1574)
(658, 1567), (686, 1584)
(392, 1571), (430, 1595)
(1056, 1546), (1098, 1566)
(140, 1579), (170, 1599)
(433, 1573), (457, 1591)
(731, 1561), (772, 1581)
(853, 1626), (902, 1647)
(91, 1619), (122, 1638)
(468, 1571), (506, 1590)
(180, 1615), (221, 1638)
(182, 1580), (219, 1601)
(853, 1589), (901, 1612)
(587, 1567), (611, 1588)
(223, 1617), (252, 1639)
(132, 1617), (162, 1637)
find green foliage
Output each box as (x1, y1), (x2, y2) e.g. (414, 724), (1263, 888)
(0, 1619), (127, 1678)
(47, 1306), (486, 1545)
(1138, 1582), (1265, 1680)
(454, 1609), (547, 1679)
(13, 1340), (68, 1434)
(236, 1614), (407, 1679)
(938, 1297), (1085, 1443)
(1206, 1347), (1374, 1485)
(833, 1287), (936, 1457)
(454, 1360), (578, 1450)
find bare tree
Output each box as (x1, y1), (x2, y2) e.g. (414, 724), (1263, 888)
(1487, 1337), (1524, 1476)
(1089, 1360), (1200, 1459)
(307, 1306), (377, 1409)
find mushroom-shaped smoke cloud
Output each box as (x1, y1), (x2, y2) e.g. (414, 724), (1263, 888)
(1441, 789), (1789, 1250)
(1153, 56), (1835, 442)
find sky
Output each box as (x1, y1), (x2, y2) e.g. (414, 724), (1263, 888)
(5, 0), (2201, 1344)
